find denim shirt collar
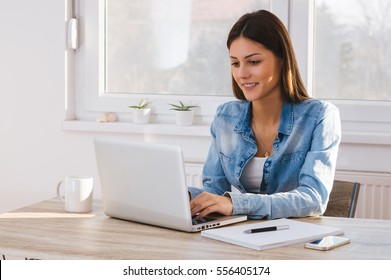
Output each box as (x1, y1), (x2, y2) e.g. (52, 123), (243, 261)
(234, 100), (294, 136)
(234, 102), (252, 133)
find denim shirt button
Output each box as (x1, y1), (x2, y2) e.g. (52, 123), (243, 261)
(264, 162), (270, 167)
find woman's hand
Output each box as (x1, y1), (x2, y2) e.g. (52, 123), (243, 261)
(190, 192), (233, 219)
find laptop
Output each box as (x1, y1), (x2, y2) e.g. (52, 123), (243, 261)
(94, 138), (247, 232)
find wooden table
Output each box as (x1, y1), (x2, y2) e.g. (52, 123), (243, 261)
(0, 198), (390, 260)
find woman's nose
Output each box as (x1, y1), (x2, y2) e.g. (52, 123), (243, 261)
(237, 65), (250, 79)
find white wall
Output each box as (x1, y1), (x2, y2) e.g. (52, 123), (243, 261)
(0, 0), (93, 212)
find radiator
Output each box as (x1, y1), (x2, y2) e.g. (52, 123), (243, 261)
(185, 163), (203, 188)
(335, 169), (391, 220)
(185, 163), (391, 220)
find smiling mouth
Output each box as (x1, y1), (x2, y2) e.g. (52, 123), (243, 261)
(242, 82), (259, 90)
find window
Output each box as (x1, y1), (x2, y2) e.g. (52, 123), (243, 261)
(74, 0), (273, 123)
(314, 0), (391, 101)
(105, 0), (269, 97)
(69, 0), (391, 143)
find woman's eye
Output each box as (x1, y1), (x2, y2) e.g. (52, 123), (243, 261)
(249, 60), (260, 65)
(231, 61), (239, 67)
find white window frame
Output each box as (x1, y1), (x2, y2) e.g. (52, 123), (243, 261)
(68, 0), (289, 124)
(66, 0), (391, 144)
(289, 0), (391, 145)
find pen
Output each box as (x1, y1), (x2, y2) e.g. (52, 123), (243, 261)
(244, 224), (290, 234)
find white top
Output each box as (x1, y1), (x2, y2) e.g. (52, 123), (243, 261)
(240, 157), (267, 194)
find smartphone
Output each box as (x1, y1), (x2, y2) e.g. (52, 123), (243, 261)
(305, 236), (350, 251)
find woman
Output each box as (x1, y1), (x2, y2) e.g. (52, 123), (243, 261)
(189, 10), (341, 220)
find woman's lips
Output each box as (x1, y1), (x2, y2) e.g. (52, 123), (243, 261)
(242, 82), (259, 90)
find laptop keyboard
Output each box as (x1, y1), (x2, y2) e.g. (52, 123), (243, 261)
(192, 213), (223, 225)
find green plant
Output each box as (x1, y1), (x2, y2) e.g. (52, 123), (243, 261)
(168, 101), (198, 111)
(128, 99), (151, 109)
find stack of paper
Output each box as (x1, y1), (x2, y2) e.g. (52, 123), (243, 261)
(201, 218), (344, 250)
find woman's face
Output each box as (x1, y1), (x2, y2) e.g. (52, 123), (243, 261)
(229, 36), (282, 102)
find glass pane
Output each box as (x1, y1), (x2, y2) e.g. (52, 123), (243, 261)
(314, 0), (391, 100)
(105, 0), (269, 96)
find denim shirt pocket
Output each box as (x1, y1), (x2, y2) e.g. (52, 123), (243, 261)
(278, 150), (307, 164)
(271, 151), (307, 192)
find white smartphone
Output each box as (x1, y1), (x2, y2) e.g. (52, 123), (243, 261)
(305, 236), (350, 251)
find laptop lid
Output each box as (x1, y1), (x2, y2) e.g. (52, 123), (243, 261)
(94, 138), (247, 232)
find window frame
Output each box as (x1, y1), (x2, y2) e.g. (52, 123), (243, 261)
(68, 0), (391, 144)
(289, 0), (391, 144)
(72, 0), (289, 124)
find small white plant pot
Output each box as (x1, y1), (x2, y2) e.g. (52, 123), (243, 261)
(132, 108), (151, 124)
(175, 110), (194, 126)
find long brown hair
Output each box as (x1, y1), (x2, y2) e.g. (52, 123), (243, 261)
(227, 10), (309, 102)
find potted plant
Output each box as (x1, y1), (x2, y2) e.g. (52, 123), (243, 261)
(169, 101), (198, 125)
(128, 99), (151, 124)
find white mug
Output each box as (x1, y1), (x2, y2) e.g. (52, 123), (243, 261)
(57, 176), (94, 213)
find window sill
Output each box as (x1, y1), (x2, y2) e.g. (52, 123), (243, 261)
(62, 120), (211, 138)
(62, 121), (391, 146)
(341, 131), (391, 146)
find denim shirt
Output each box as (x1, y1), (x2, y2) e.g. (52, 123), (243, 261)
(188, 99), (341, 219)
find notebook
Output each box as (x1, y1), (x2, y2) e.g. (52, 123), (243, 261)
(201, 218), (344, 250)
(94, 138), (247, 232)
